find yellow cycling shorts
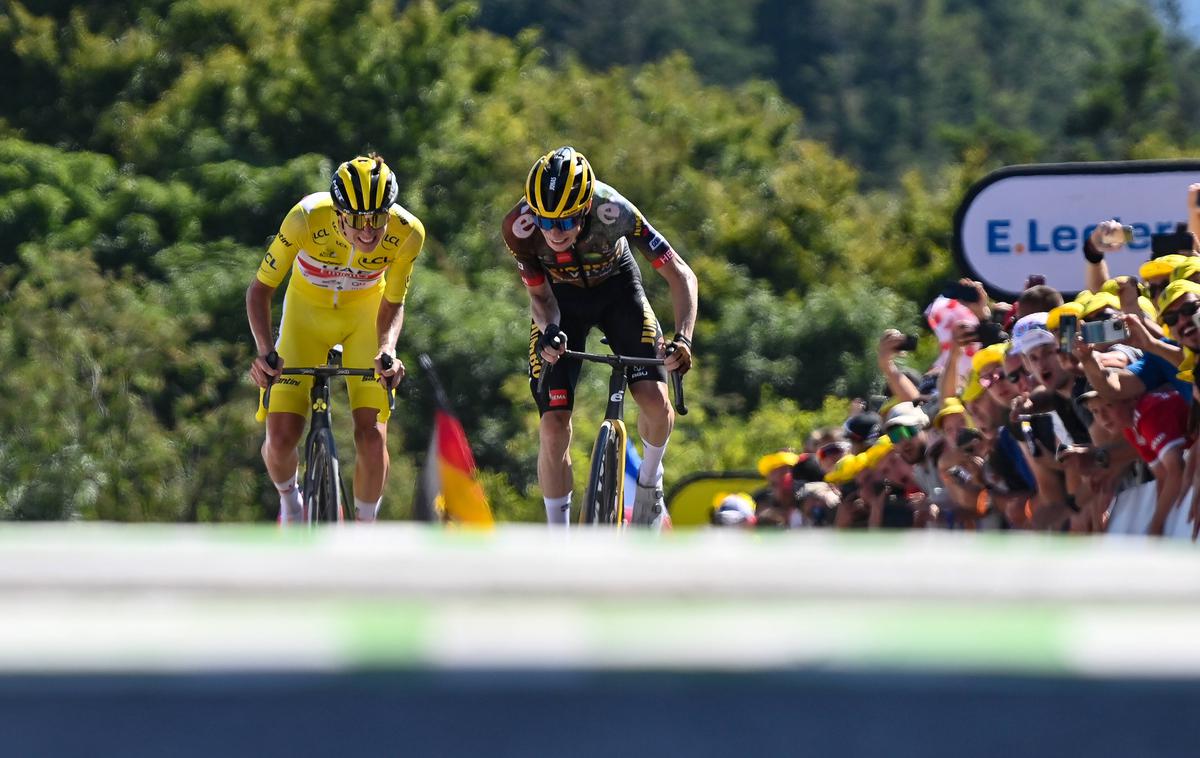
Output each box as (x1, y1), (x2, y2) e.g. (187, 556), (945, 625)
(256, 290), (391, 423)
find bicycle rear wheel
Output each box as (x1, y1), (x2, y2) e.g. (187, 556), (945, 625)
(304, 431), (342, 525)
(582, 421), (625, 526)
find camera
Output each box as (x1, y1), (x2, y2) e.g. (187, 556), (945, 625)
(973, 320), (1006, 346)
(942, 281), (982, 304)
(1080, 317), (1127, 345)
(898, 333), (919, 352)
(1058, 314), (1078, 353)
(1150, 223), (1193, 258)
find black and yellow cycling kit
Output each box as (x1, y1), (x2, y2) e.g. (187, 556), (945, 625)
(502, 181), (676, 414)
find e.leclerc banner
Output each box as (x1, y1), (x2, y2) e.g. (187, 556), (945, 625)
(953, 160), (1200, 298)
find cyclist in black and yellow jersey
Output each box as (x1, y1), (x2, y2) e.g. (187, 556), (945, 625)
(246, 154), (423, 524)
(502, 147), (698, 529)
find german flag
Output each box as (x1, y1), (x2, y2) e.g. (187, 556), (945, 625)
(413, 355), (493, 526)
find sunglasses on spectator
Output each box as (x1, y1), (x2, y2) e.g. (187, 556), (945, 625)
(1005, 367), (1029, 384)
(534, 211), (585, 232)
(978, 368), (1005, 388)
(886, 425), (920, 443)
(1160, 300), (1200, 327)
(340, 211), (389, 230)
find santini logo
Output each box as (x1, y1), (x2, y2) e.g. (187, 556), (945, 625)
(986, 219), (1178, 255)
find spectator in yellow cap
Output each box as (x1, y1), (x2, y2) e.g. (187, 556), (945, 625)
(1075, 279), (1198, 408)
(1140, 254), (1191, 304)
(933, 397), (970, 446)
(710, 492), (757, 528)
(1172, 258), (1200, 284)
(972, 342), (1019, 410)
(753, 450), (801, 518)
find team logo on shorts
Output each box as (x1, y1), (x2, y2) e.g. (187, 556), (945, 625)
(549, 389), (569, 407)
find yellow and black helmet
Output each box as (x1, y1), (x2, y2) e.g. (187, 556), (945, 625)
(330, 154), (398, 214)
(524, 146), (595, 218)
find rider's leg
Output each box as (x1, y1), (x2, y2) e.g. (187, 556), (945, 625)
(629, 380), (673, 529)
(351, 407), (388, 522)
(263, 412), (306, 523)
(539, 410), (574, 525)
(630, 380), (673, 486)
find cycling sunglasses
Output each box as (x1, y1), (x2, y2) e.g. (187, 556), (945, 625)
(340, 210), (389, 230)
(533, 211), (585, 232)
(1160, 300), (1200, 327)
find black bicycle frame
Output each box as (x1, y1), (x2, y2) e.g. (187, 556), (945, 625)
(537, 347), (686, 416)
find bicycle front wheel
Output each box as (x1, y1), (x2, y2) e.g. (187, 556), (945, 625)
(582, 420), (625, 527)
(305, 431), (342, 525)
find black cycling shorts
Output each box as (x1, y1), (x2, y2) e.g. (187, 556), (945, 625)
(528, 264), (666, 415)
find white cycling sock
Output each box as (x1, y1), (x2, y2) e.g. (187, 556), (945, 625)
(275, 473), (303, 524)
(544, 493), (572, 526)
(355, 497), (381, 522)
(639, 439), (667, 487)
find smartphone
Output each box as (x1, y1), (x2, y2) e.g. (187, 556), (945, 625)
(947, 465), (973, 485)
(1081, 317), (1127, 345)
(898, 333), (919, 352)
(975, 320), (1005, 345)
(1058, 314), (1078, 353)
(942, 281), (982, 303)
(1122, 224), (1135, 243)
(1018, 412), (1073, 458)
(1023, 274), (1046, 289)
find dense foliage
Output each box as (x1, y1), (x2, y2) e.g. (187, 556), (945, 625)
(1, 0), (1193, 520)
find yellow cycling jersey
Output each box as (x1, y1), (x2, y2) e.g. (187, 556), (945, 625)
(256, 192), (424, 307)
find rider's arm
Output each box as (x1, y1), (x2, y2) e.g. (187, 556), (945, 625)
(654, 251), (698, 343)
(380, 214), (425, 310)
(246, 204), (307, 385)
(526, 278), (561, 333)
(377, 300), (405, 353)
(246, 280), (278, 357)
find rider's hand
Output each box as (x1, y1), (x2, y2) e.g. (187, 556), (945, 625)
(250, 352), (282, 389)
(375, 350), (405, 390)
(538, 324), (567, 364)
(663, 334), (692, 374)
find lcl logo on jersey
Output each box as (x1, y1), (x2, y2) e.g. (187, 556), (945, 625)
(382, 234), (401, 248)
(313, 228), (330, 241)
(357, 255), (390, 267)
(262, 252), (278, 270)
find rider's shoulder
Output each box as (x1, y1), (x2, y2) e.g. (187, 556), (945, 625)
(385, 203), (423, 237)
(501, 199), (539, 245)
(297, 192), (335, 216)
(586, 181), (642, 227)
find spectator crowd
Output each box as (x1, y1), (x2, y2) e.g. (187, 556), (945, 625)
(712, 185), (1200, 538)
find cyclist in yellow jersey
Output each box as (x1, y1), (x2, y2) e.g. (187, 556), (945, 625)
(246, 153), (424, 523)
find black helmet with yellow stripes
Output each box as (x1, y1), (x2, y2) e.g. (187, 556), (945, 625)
(330, 154), (398, 215)
(525, 146), (595, 219)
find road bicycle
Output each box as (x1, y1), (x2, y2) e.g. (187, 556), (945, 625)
(263, 347), (394, 525)
(538, 341), (686, 526)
